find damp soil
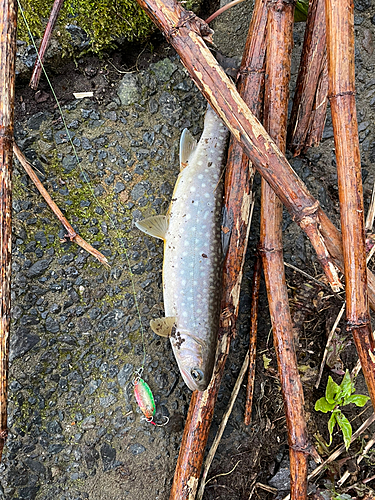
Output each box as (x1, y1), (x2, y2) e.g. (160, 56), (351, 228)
(8, 9), (375, 500)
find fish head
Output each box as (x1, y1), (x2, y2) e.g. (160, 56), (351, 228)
(170, 328), (215, 392)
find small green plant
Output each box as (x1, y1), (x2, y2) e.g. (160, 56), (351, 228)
(315, 370), (370, 450)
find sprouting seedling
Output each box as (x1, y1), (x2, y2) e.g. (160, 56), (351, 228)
(315, 370), (370, 450)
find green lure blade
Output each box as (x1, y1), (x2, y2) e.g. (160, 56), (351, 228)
(134, 378), (156, 421)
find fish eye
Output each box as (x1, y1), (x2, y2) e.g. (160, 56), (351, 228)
(191, 368), (204, 382)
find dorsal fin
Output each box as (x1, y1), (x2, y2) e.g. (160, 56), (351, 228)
(179, 128), (197, 170)
(135, 215), (169, 240)
(150, 317), (177, 337)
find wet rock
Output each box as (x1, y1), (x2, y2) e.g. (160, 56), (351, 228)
(117, 364), (133, 387)
(10, 328), (39, 361)
(150, 58), (177, 82)
(27, 259), (51, 277)
(100, 443), (116, 471)
(118, 73), (140, 106)
(27, 112), (49, 130)
(129, 443), (145, 455)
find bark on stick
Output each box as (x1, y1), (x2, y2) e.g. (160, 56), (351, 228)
(260, 1), (309, 497)
(0, 0), (17, 461)
(325, 0), (375, 406)
(287, 0), (328, 155)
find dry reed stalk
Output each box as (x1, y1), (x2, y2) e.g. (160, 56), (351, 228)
(169, 0), (267, 497)
(244, 252), (262, 425)
(0, 0), (17, 461)
(29, 0), (65, 90)
(325, 0), (375, 407)
(13, 143), (109, 267)
(260, 1), (309, 497)
(287, 0), (327, 155)
(135, 0), (344, 292)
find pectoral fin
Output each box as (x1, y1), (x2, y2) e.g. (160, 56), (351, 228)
(135, 215), (169, 240)
(180, 128), (197, 170)
(150, 317), (177, 337)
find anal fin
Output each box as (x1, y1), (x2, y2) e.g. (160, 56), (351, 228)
(150, 317), (177, 338)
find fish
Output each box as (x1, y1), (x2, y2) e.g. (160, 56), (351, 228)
(135, 105), (229, 391)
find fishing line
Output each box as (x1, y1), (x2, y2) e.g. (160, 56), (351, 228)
(17, 1), (148, 378)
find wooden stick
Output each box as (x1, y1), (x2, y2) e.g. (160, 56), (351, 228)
(196, 351), (249, 500)
(29, 0), (65, 90)
(13, 143), (109, 267)
(260, 1), (309, 497)
(0, 0), (17, 461)
(325, 0), (375, 408)
(304, 54), (328, 151)
(169, 0), (267, 496)
(135, 0), (343, 292)
(287, 0), (327, 156)
(244, 251), (262, 425)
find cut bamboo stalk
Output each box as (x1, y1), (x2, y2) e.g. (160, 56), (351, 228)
(287, 0), (327, 155)
(244, 251), (262, 426)
(13, 143), (109, 267)
(325, 0), (375, 408)
(29, 0), (65, 90)
(135, 0), (343, 292)
(0, 0), (17, 462)
(169, 0), (267, 497)
(260, 1), (309, 497)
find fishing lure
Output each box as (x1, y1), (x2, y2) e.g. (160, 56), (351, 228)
(133, 376), (156, 422)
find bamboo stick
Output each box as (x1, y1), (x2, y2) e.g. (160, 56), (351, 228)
(169, 0), (267, 497)
(325, 0), (375, 408)
(260, 1), (309, 497)
(287, 0), (327, 155)
(0, 0), (17, 461)
(244, 251), (262, 426)
(13, 143), (109, 267)
(29, 0), (65, 90)
(135, 0), (343, 292)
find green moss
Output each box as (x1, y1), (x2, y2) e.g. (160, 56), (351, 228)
(18, 0), (155, 54)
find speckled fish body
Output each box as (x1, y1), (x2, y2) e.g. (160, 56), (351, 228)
(135, 106), (229, 391)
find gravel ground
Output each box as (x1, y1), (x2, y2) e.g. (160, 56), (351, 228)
(2, 1), (375, 499)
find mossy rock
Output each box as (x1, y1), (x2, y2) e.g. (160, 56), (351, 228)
(17, 0), (203, 55)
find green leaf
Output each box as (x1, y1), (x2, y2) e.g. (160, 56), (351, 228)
(327, 412), (336, 446)
(315, 397), (336, 413)
(335, 412), (352, 450)
(340, 370), (353, 401)
(326, 376), (341, 404)
(344, 394), (370, 407)
(294, 0), (309, 22)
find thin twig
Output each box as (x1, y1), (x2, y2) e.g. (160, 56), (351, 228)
(205, 0), (246, 24)
(244, 252), (262, 425)
(13, 143), (109, 267)
(29, 0), (64, 90)
(197, 352), (249, 500)
(337, 431), (375, 487)
(284, 261), (331, 290)
(315, 301), (346, 388)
